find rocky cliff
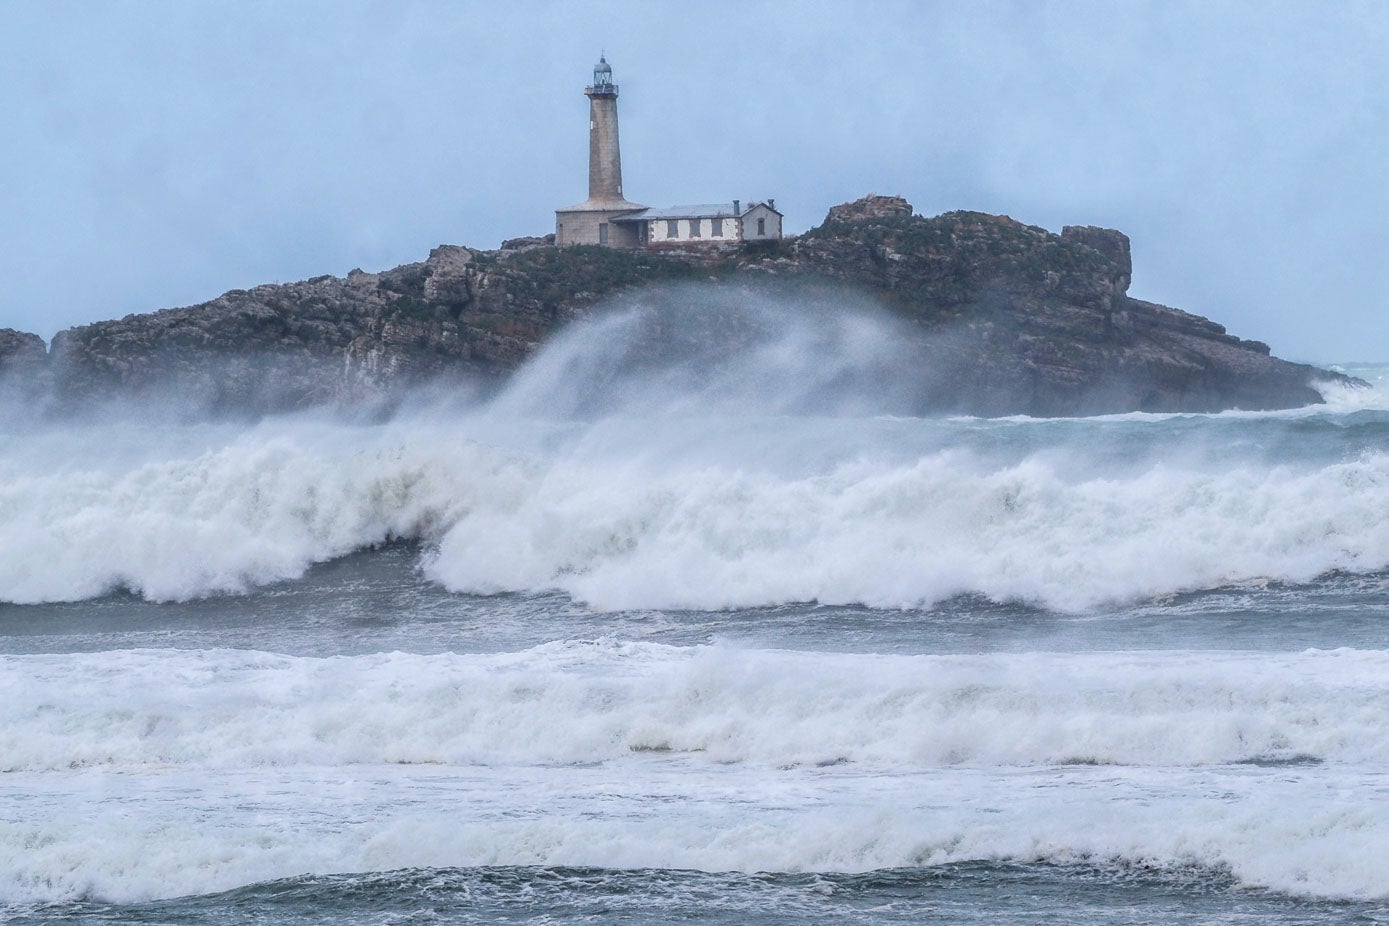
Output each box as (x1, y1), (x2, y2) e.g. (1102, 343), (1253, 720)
(7, 196), (1352, 417)
(0, 328), (50, 409)
(0, 328), (46, 373)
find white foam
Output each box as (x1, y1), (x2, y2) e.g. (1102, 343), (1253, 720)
(424, 448), (1389, 612)
(1313, 373), (1389, 414)
(3, 305), (1389, 611)
(3, 760), (1387, 905)
(0, 433), (490, 602)
(3, 644), (1386, 771)
(6, 414), (1389, 611)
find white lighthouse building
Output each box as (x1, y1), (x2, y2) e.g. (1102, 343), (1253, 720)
(555, 56), (782, 249)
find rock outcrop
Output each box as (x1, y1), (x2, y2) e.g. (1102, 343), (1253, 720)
(12, 195), (1355, 417)
(0, 328), (49, 411)
(1062, 225), (1131, 292)
(782, 203), (1335, 414)
(0, 328), (46, 374)
(824, 194), (914, 225)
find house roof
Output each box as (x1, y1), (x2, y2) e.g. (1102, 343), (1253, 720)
(743, 201), (784, 217)
(613, 201), (783, 222)
(614, 204), (737, 222)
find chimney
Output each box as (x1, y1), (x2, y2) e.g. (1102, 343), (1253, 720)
(733, 199), (740, 214)
(767, 198), (775, 210)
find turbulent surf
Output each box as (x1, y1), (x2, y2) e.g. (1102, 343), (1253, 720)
(2, 303), (1387, 923)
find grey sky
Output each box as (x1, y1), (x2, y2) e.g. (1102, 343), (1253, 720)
(3, 0), (1385, 361)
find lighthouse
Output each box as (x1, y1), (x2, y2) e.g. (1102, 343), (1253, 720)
(555, 56), (646, 246)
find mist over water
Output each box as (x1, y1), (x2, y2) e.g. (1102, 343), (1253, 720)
(1, 291), (1386, 610)
(485, 287), (949, 420)
(4, 291), (1389, 923)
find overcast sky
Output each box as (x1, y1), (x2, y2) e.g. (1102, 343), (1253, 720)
(3, 1), (1385, 361)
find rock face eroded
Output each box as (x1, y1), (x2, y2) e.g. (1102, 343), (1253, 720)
(10, 195), (1353, 417)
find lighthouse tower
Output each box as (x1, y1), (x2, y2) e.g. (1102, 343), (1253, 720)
(555, 56), (645, 247)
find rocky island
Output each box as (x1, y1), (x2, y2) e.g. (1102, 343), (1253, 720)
(0, 195), (1353, 418)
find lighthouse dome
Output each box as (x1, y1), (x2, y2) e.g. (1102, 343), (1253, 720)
(592, 55), (615, 90)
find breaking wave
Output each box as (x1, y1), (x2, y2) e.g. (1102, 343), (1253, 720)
(4, 419), (1389, 610)
(2, 299), (1387, 610)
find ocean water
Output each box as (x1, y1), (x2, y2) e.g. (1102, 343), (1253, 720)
(3, 301), (1389, 923)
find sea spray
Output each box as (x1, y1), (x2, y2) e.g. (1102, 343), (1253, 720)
(3, 300), (1389, 608)
(4, 332), (1389, 919)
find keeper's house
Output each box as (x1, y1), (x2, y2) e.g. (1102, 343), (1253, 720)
(555, 56), (783, 249)
(614, 200), (783, 247)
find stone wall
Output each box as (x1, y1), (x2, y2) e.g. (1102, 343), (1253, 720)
(555, 209), (642, 247)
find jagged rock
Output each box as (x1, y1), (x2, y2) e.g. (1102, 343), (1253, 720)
(0, 328), (46, 374)
(0, 328), (50, 417)
(500, 234), (556, 251)
(824, 195), (914, 225)
(25, 196), (1356, 417)
(422, 245), (477, 303)
(1062, 225), (1132, 293)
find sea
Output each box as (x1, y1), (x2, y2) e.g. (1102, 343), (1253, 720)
(3, 300), (1389, 924)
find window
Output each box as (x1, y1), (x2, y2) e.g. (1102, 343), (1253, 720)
(757, 217), (766, 236)
(690, 219), (701, 238)
(667, 219), (678, 238)
(599, 223), (608, 244)
(711, 218), (723, 237)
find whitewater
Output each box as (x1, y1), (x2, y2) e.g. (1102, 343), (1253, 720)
(3, 300), (1389, 924)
